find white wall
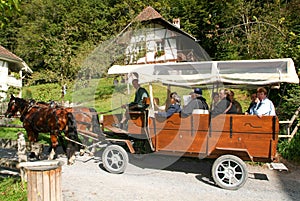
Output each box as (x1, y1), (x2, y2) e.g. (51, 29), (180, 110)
(126, 26), (178, 64)
(0, 60), (23, 100)
(0, 61), (9, 91)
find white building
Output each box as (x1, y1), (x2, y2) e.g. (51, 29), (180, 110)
(0, 45), (32, 100)
(119, 6), (211, 65)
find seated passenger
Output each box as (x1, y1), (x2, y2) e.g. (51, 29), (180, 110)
(249, 87), (276, 117)
(154, 92), (181, 118)
(211, 89), (237, 117)
(211, 92), (219, 111)
(113, 78), (149, 129)
(181, 88), (209, 117)
(229, 90), (243, 114)
(245, 93), (257, 115)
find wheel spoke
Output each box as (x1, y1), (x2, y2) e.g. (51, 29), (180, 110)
(231, 176), (240, 184)
(220, 163), (227, 169)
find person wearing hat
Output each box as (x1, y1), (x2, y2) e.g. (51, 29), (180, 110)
(181, 88), (209, 117)
(155, 92), (181, 118)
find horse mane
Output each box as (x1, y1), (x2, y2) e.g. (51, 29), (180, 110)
(15, 97), (29, 110)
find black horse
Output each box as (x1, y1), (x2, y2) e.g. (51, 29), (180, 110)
(5, 94), (80, 165)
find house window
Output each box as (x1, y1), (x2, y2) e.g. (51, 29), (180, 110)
(156, 40), (164, 52)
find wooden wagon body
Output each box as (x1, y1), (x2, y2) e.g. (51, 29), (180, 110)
(99, 110), (279, 190)
(102, 112), (278, 162)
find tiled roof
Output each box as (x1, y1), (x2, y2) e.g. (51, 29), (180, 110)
(0, 45), (32, 73)
(135, 6), (162, 22)
(133, 6), (196, 41)
(0, 45), (22, 62)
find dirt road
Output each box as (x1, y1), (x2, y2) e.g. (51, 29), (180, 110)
(61, 154), (300, 201)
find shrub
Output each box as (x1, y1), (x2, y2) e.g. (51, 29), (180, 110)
(278, 133), (300, 163)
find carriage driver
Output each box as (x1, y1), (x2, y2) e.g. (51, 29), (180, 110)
(113, 78), (149, 129)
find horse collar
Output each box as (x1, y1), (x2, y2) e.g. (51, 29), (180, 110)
(20, 104), (32, 122)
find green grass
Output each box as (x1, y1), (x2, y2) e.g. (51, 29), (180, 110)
(0, 119), (24, 140)
(0, 119), (50, 144)
(0, 177), (27, 201)
(0, 127), (25, 140)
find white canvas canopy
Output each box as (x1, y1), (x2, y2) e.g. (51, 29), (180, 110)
(108, 58), (299, 86)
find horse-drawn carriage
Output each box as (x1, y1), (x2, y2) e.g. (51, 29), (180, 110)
(99, 58), (299, 190)
(5, 58), (299, 190)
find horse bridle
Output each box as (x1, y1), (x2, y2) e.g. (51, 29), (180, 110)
(18, 100), (32, 122)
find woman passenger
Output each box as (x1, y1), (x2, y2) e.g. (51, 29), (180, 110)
(211, 89), (237, 117)
(211, 92), (219, 111)
(154, 92), (181, 118)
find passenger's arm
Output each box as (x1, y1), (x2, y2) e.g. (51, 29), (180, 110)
(156, 105), (177, 118)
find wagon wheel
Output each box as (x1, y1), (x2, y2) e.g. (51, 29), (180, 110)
(211, 154), (248, 190)
(102, 145), (128, 174)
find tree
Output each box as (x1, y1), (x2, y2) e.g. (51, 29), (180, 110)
(1, 0), (299, 83)
(0, 0), (21, 28)
(11, 0), (112, 83)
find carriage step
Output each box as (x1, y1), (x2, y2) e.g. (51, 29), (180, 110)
(267, 162), (288, 171)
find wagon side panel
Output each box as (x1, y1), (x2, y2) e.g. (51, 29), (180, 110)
(208, 115), (278, 161)
(148, 114), (209, 154)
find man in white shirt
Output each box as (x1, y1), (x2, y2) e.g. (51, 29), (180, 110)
(250, 87), (276, 117)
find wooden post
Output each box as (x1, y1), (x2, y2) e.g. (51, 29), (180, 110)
(17, 132), (27, 182)
(19, 160), (64, 201)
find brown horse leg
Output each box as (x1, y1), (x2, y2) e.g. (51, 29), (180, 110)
(67, 143), (76, 165)
(65, 112), (80, 165)
(49, 134), (59, 160)
(58, 135), (67, 153)
(26, 130), (41, 160)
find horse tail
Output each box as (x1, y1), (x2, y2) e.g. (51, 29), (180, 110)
(66, 112), (81, 163)
(89, 108), (104, 139)
(67, 112), (79, 142)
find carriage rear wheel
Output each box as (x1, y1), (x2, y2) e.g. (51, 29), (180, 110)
(102, 145), (128, 174)
(212, 154), (248, 190)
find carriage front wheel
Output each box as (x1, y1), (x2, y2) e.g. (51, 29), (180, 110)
(102, 145), (128, 174)
(212, 154), (248, 190)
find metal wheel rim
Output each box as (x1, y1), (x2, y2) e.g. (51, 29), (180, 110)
(215, 159), (245, 188)
(105, 149), (125, 171)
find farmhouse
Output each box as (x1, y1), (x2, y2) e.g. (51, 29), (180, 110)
(0, 45), (32, 100)
(119, 6), (210, 65)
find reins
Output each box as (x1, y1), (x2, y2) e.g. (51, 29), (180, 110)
(97, 106), (122, 114)
(64, 136), (86, 147)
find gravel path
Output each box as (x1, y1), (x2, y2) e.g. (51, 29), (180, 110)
(1, 146), (299, 201)
(60, 154), (300, 201)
